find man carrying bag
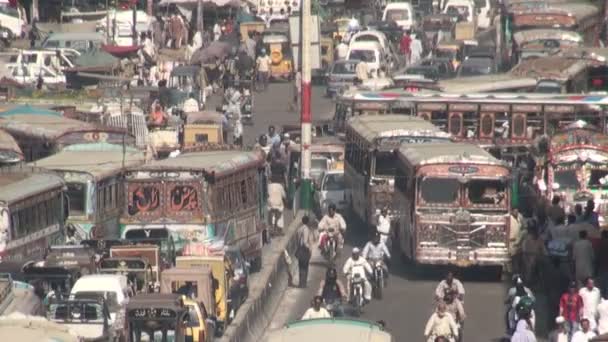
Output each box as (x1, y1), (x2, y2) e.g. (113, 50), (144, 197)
(296, 216), (317, 288)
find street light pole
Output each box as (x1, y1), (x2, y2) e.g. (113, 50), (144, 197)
(299, 0), (312, 210)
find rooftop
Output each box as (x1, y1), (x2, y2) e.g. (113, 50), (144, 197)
(348, 115), (449, 143)
(0, 171), (64, 205)
(31, 145), (145, 180)
(131, 149), (264, 177)
(398, 143), (506, 167)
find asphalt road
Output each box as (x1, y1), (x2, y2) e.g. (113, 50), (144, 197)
(241, 82), (535, 342)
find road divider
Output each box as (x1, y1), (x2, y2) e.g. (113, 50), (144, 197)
(219, 211), (304, 342)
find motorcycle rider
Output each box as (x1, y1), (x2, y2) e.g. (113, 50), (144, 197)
(376, 207), (391, 246)
(443, 290), (466, 340)
(318, 203), (347, 250)
(362, 232), (391, 278)
(342, 247), (372, 303)
(424, 302), (459, 342)
(506, 275), (535, 304)
(318, 268), (347, 316)
(435, 271), (465, 303)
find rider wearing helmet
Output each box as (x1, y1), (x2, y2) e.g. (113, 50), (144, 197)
(342, 247), (372, 302)
(318, 203), (347, 250)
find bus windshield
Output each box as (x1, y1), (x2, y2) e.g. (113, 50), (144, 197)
(420, 177), (459, 204)
(588, 169), (608, 189)
(554, 169), (580, 190)
(374, 151), (398, 177)
(467, 179), (507, 207)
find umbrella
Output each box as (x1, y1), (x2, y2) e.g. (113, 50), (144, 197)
(190, 41), (233, 64)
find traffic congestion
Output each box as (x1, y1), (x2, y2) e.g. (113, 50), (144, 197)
(0, 0), (607, 341)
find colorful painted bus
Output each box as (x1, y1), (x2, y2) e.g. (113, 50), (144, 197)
(0, 106), (136, 161)
(120, 149), (267, 270)
(395, 142), (511, 267)
(31, 142), (146, 240)
(344, 115), (451, 226)
(0, 167), (66, 263)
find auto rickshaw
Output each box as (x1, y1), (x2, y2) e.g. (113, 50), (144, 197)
(263, 33), (293, 80)
(176, 244), (249, 334)
(239, 21), (266, 42)
(434, 40), (465, 70)
(160, 268), (215, 341)
(126, 293), (189, 342)
(99, 257), (154, 294)
(182, 111), (225, 147)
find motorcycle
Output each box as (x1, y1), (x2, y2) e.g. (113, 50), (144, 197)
(322, 228), (338, 262)
(427, 334), (456, 342)
(350, 273), (365, 315)
(324, 298), (344, 317)
(371, 259), (385, 299)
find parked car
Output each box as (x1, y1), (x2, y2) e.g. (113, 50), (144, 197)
(419, 57), (457, 79)
(326, 60), (359, 97)
(402, 65), (441, 81)
(456, 57), (496, 77)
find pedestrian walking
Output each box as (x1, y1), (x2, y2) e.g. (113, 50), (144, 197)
(410, 33), (423, 65)
(256, 49), (271, 91)
(597, 292), (608, 334)
(521, 227), (546, 285)
(573, 230), (595, 285)
(296, 215), (317, 288)
(547, 195), (566, 227)
(400, 30), (412, 66)
(596, 231), (608, 294)
(579, 277), (601, 331)
(560, 281), (584, 338)
(302, 296), (331, 319)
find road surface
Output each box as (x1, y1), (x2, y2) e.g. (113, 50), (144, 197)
(241, 82), (548, 342)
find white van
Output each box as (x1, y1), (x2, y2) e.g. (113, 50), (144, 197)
(382, 2), (415, 31)
(70, 274), (131, 323)
(0, 2), (24, 37)
(346, 41), (384, 75)
(443, 0), (475, 24)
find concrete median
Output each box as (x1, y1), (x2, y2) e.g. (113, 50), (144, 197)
(219, 211), (304, 342)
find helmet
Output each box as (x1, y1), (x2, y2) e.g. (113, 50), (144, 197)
(352, 247), (360, 254)
(328, 203), (337, 211)
(516, 296), (534, 317)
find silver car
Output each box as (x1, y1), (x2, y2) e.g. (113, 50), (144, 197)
(325, 60), (359, 98)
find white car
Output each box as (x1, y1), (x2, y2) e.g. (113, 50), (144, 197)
(382, 2), (415, 31)
(9, 64), (66, 85)
(70, 274), (131, 324)
(315, 170), (347, 216)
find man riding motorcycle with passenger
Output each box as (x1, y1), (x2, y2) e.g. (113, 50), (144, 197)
(362, 232), (391, 279)
(318, 267), (347, 316)
(342, 247), (372, 304)
(506, 275), (535, 335)
(443, 290), (466, 341)
(318, 203), (347, 251)
(434, 271), (465, 303)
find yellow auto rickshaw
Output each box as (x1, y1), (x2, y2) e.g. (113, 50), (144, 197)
(263, 33), (293, 80)
(160, 268), (215, 342)
(434, 40), (465, 70)
(182, 110), (225, 147)
(176, 245), (249, 334)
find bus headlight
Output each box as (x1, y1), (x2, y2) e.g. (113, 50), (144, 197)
(418, 224), (438, 242)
